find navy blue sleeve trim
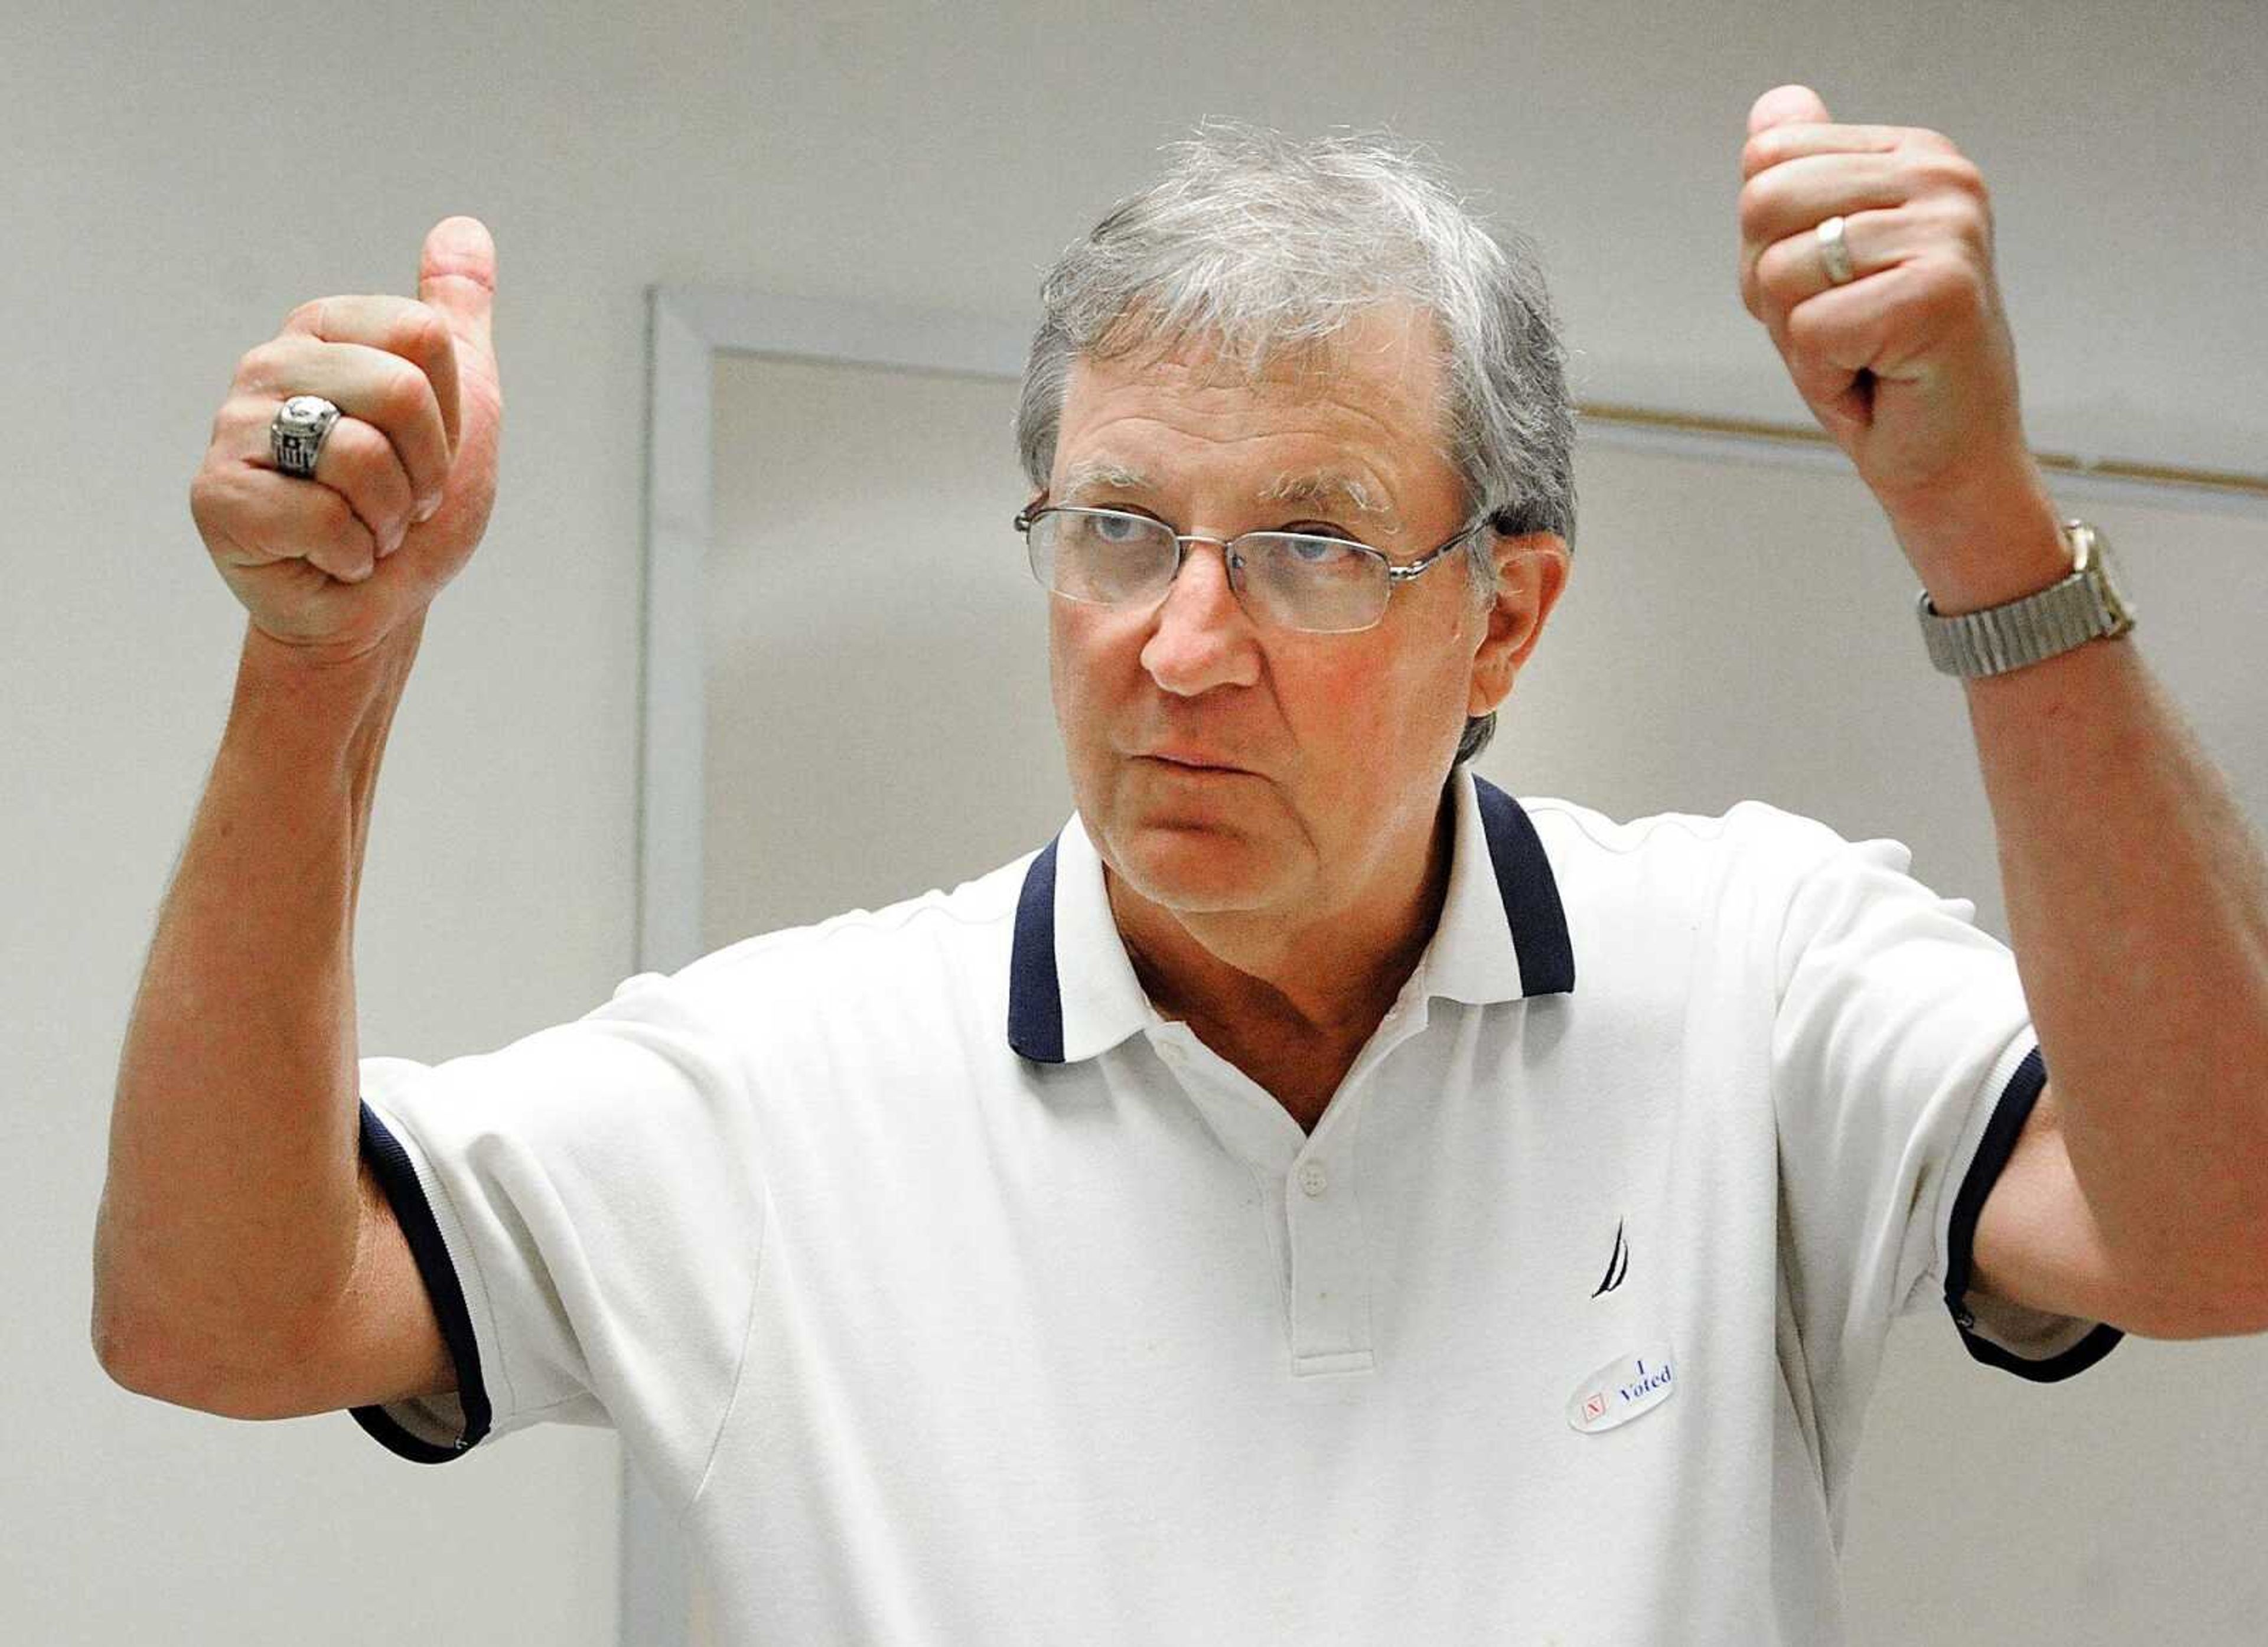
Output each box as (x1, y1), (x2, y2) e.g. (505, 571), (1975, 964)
(348, 1099), (495, 1461)
(1942, 1045), (2124, 1383)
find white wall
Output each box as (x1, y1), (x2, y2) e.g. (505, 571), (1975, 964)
(8, 2), (2263, 1643)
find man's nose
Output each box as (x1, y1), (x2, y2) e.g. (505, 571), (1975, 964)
(1138, 537), (1263, 696)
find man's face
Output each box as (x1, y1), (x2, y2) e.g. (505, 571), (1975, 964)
(1044, 301), (1523, 928)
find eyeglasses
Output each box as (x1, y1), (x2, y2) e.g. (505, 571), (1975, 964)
(1013, 503), (1488, 635)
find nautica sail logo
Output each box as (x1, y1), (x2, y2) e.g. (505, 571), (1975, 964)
(1590, 1216), (1629, 1297)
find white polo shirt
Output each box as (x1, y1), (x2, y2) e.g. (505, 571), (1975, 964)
(353, 767), (2121, 1645)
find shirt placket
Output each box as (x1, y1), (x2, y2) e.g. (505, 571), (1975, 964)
(1148, 993), (1432, 1378)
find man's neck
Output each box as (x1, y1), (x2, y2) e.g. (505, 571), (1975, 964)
(1103, 784), (1459, 1056)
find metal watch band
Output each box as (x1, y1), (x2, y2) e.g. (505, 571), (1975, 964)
(1915, 520), (2134, 678)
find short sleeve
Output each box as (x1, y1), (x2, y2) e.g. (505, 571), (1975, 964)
(347, 968), (770, 1512)
(1768, 829), (2123, 1392)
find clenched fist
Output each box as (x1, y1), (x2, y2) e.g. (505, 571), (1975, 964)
(190, 216), (503, 665)
(1736, 85), (2055, 576)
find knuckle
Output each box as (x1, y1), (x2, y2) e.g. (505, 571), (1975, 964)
(1950, 197), (1994, 252)
(1750, 244), (1791, 308)
(1920, 188), (1992, 253)
(1752, 130), (1784, 164)
(314, 484), (360, 537)
(377, 363), (435, 430)
(221, 394), (271, 452)
(1735, 178), (1776, 237)
(361, 428), (417, 512)
(1934, 260), (1990, 318)
(328, 419), (391, 493)
(1784, 294), (1834, 352)
(236, 340), (284, 387)
(396, 300), (450, 357)
(191, 465), (252, 538)
(1967, 184), (1994, 233)
(1899, 259), (1974, 328)
(1922, 150), (1986, 199)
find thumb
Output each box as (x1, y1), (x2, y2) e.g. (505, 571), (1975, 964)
(1748, 83), (1832, 136)
(418, 215), (496, 358)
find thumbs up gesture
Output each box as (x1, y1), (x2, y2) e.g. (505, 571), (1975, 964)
(190, 216), (505, 664)
(1737, 87), (2064, 594)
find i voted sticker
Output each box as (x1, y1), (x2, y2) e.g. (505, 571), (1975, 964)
(1567, 1342), (1679, 1434)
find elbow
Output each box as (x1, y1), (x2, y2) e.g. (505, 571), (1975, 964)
(92, 1302), (312, 1421)
(90, 1224), (203, 1407)
(94, 1310), (209, 1410)
(90, 1264), (201, 1409)
(2224, 1267), (2268, 1340)
(2128, 1300), (2268, 1341)
(2197, 1227), (2268, 1338)
(2116, 1254), (2268, 1341)
(91, 1274), (172, 1400)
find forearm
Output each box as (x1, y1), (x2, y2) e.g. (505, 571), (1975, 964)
(1736, 85), (2268, 1307)
(1958, 588), (2268, 1294)
(95, 612), (426, 1395)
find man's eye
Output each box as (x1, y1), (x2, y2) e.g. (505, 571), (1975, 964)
(1091, 513), (1153, 543)
(1285, 534), (1356, 563)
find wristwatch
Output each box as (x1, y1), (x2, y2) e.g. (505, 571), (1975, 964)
(1917, 518), (2136, 677)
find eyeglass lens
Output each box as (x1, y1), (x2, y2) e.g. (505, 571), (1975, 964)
(1027, 510), (1388, 633)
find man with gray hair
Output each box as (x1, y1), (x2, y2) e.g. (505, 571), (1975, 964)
(100, 83), (2268, 1643)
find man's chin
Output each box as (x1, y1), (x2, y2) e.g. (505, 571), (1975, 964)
(1100, 820), (1284, 915)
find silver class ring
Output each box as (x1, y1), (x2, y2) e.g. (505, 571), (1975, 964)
(270, 393), (343, 478)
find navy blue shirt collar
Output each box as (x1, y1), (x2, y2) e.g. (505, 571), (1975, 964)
(1008, 766), (1575, 1065)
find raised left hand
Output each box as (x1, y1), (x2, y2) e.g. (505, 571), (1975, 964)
(1738, 84), (2058, 577)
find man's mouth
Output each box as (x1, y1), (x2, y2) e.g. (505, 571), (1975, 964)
(1142, 748), (1249, 773)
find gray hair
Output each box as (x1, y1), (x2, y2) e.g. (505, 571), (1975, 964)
(1014, 119), (1577, 768)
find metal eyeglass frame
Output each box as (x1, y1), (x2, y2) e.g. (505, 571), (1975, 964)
(1011, 503), (1491, 634)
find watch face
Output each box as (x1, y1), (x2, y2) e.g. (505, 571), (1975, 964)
(2067, 519), (2136, 631)
(2090, 533), (2135, 628)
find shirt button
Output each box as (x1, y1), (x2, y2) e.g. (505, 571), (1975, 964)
(1298, 1160), (1329, 1198)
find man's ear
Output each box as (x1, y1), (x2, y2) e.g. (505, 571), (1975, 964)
(1467, 532), (1570, 719)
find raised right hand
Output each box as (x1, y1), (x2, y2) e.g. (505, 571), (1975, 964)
(190, 216), (503, 664)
